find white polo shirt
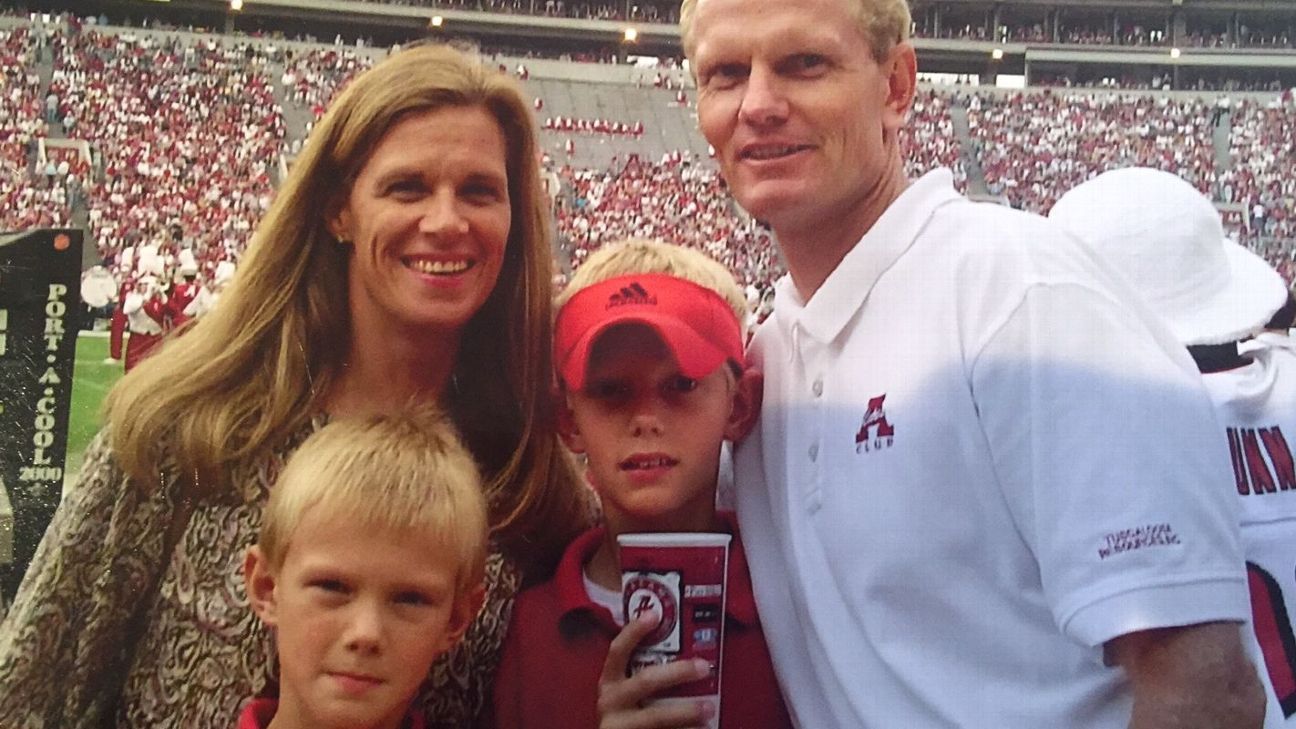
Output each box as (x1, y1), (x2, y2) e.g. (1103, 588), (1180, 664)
(1206, 336), (1296, 727)
(736, 169), (1249, 728)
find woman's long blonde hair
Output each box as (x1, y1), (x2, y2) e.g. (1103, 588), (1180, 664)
(105, 44), (588, 574)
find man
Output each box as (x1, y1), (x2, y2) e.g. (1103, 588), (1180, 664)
(166, 250), (201, 330)
(79, 264), (117, 331)
(108, 246), (168, 372)
(680, 0), (1265, 726)
(1051, 168), (1296, 728)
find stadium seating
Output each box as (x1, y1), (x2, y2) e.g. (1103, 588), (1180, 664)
(902, 89), (968, 192)
(3, 11), (1293, 293)
(49, 28), (284, 278)
(0, 25), (69, 230)
(967, 90), (1218, 214)
(1221, 98), (1296, 246)
(557, 156), (784, 288)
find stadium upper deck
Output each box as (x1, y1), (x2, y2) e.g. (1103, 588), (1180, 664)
(15, 0), (1296, 89)
(1, 3), (1293, 289)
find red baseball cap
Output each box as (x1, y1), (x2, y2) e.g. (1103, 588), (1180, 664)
(555, 273), (744, 391)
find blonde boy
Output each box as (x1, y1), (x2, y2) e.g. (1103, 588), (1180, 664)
(241, 409), (487, 729)
(486, 240), (793, 729)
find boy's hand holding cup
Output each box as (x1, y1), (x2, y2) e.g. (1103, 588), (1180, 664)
(596, 533), (731, 729)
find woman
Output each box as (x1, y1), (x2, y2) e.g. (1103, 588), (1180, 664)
(0, 44), (590, 729)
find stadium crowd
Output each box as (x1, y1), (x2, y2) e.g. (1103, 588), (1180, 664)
(47, 28), (285, 281)
(967, 90), (1218, 214)
(0, 25), (69, 230)
(901, 89), (968, 192)
(1222, 97), (1296, 245)
(0, 11), (1293, 296)
(556, 155), (784, 288)
(5, 7), (1296, 729)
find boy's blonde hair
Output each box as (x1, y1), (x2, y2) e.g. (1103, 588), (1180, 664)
(258, 408), (488, 599)
(557, 238), (748, 325)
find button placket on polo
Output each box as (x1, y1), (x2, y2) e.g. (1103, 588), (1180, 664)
(792, 324), (825, 514)
(787, 320), (819, 508)
(810, 376), (825, 462)
(809, 376), (823, 459)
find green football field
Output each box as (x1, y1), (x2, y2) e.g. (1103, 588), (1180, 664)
(64, 332), (123, 481)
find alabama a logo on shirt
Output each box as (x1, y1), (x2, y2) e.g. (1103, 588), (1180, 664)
(855, 394), (895, 454)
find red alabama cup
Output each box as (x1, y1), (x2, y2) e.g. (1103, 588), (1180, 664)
(618, 532), (731, 729)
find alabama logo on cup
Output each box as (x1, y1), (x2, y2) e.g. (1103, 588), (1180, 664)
(623, 571), (681, 652)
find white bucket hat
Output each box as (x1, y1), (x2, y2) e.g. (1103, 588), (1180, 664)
(1050, 167), (1287, 346)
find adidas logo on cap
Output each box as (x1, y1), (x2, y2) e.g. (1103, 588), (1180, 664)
(605, 282), (657, 308)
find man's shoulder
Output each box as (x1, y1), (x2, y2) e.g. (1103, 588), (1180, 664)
(916, 198), (1098, 287)
(926, 197), (1071, 251)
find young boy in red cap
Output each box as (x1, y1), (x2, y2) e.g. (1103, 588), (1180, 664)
(484, 239), (792, 729)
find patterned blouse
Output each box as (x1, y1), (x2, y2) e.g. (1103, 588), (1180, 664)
(0, 421), (522, 729)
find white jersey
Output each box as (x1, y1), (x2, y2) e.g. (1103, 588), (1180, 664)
(736, 169), (1249, 728)
(1204, 335), (1296, 725)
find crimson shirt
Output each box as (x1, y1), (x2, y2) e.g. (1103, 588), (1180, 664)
(485, 513), (793, 729)
(234, 697), (427, 729)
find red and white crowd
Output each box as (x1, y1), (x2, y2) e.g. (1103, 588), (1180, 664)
(48, 28), (284, 286)
(1220, 97), (1296, 246)
(968, 90), (1218, 214)
(1, 16), (1294, 302)
(0, 25), (69, 230)
(543, 116), (645, 137)
(555, 155), (785, 288)
(901, 89), (968, 192)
